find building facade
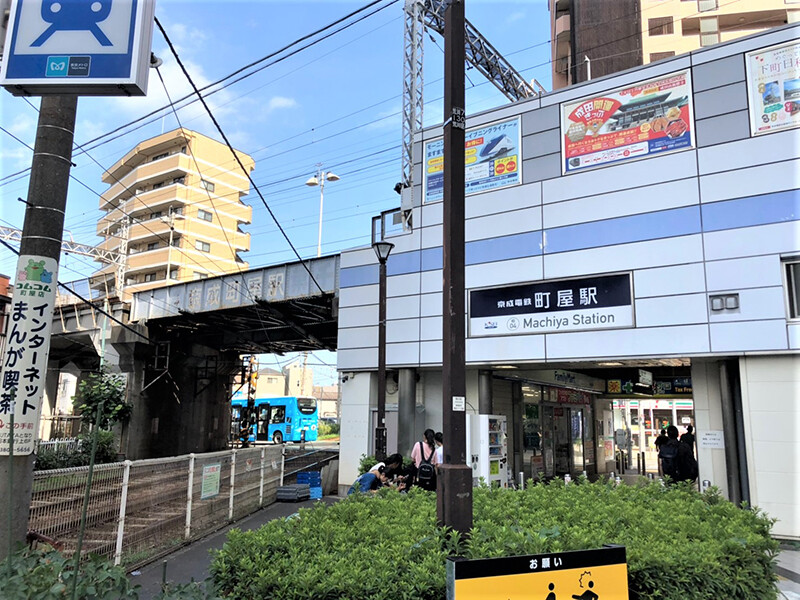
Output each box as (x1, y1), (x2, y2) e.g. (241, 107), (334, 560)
(95, 129), (254, 297)
(551, 0), (800, 89)
(337, 25), (800, 539)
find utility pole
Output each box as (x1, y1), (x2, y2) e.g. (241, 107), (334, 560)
(437, 0), (472, 535)
(0, 95), (78, 559)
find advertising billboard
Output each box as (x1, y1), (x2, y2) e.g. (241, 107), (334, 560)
(424, 117), (521, 203)
(746, 41), (800, 136)
(561, 71), (694, 173)
(469, 273), (633, 337)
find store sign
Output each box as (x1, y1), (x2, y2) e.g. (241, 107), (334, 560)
(0, 255), (59, 455)
(554, 388), (592, 406)
(469, 273), (632, 337)
(1, 0), (155, 96)
(655, 377), (692, 395)
(447, 546), (628, 599)
(746, 41), (800, 136)
(424, 117), (520, 203)
(561, 70), (694, 173)
(522, 369), (606, 393)
(201, 463), (221, 499)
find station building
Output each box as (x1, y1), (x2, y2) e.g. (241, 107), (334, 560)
(336, 24), (800, 540)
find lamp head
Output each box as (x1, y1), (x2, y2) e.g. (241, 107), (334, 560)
(372, 240), (394, 263)
(305, 176), (319, 187)
(325, 172), (340, 182)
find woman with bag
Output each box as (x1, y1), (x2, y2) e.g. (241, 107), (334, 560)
(410, 429), (439, 491)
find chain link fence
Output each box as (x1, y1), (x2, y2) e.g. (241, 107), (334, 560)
(27, 445), (284, 568)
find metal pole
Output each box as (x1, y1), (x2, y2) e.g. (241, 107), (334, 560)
(280, 446), (285, 487)
(437, 0), (472, 536)
(258, 447), (265, 506)
(185, 454), (195, 539)
(114, 460), (132, 565)
(228, 449), (236, 521)
(375, 255), (388, 461)
(0, 95), (77, 560)
(317, 173), (324, 258)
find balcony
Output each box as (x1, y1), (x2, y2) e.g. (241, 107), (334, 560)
(100, 153), (194, 206)
(97, 185), (189, 236)
(104, 129), (192, 183)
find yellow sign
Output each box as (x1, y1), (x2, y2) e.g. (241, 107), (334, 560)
(448, 547), (628, 600)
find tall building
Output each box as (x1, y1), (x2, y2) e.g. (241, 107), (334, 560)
(95, 128), (254, 297)
(550, 0), (799, 89)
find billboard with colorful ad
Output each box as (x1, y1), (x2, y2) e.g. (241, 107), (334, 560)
(561, 71), (694, 173)
(424, 117), (521, 203)
(746, 41), (800, 136)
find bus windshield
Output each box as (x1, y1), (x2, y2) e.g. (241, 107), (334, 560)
(297, 397), (317, 415)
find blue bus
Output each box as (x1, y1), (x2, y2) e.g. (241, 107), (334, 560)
(232, 395), (318, 444)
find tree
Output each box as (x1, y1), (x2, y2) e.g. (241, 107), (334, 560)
(72, 369), (131, 429)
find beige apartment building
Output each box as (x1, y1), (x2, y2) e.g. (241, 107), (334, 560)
(550, 0), (800, 89)
(95, 128), (254, 297)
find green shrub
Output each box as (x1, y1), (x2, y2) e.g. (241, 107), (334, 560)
(34, 430), (119, 471)
(317, 420), (340, 437)
(211, 480), (779, 600)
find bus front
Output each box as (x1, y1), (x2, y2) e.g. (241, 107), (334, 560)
(296, 397), (318, 442)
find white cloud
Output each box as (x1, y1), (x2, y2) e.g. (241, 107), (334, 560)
(507, 11), (526, 24)
(266, 96), (298, 112)
(366, 104), (402, 131)
(8, 113), (37, 140)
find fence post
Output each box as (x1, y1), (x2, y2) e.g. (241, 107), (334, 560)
(185, 454), (195, 540)
(259, 447), (266, 507)
(114, 460), (132, 566)
(228, 450), (237, 521)
(279, 446), (285, 487)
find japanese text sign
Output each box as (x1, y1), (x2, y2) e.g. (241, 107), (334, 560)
(447, 546), (629, 600)
(1, 255), (59, 455)
(424, 117), (521, 203)
(561, 71), (694, 173)
(746, 41), (800, 136)
(469, 273), (633, 337)
(201, 463), (221, 499)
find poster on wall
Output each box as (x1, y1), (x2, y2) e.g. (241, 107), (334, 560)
(561, 70), (694, 173)
(746, 41), (800, 136)
(424, 117), (521, 203)
(469, 273), (633, 337)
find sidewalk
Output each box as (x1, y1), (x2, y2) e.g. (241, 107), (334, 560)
(777, 546), (800, 599)
(130, 496), (340, 600)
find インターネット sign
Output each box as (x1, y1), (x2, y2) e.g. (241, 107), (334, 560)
(447, 546), (629, 600)
(0, 255), (59, 455)
(469, 273), (633, 337)
(561, 70), (694, 173)
(0, 0), (155, 96)
(424, 117), (521, 203)
(746, 41), (800, 136)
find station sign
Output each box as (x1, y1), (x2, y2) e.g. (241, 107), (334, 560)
(1, 0), (156, 96)
(469, 273), (633, 337)
(447, 546), (629, 600)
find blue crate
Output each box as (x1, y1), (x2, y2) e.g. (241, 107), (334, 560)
(297, 472), (322, 484)
(309, 487), (323, 499)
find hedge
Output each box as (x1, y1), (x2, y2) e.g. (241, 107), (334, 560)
(211, 479), (779, 600)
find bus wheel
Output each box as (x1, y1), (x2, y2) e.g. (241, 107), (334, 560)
(273, 431), (283, 445)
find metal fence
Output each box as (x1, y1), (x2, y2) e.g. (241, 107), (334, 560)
(35, 437), (82, 453)
(28, 445), (284, 568)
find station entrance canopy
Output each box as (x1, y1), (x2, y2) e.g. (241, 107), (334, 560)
(130, 256), (339, 354)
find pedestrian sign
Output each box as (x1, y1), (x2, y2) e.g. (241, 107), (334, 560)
(0, 0), (155, 96)
(447, 546), (629, 600)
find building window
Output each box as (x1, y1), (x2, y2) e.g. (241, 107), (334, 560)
(172, 176), (185, 185)
(169, 269), (179, 280)
(648, 17), (674, 35)
(200, 179), (215, 193)
(650, 51), (676, 62)
(197, 209), (213, 222)
(152, 181), (165, 190)
(147, 242), (159, 251)
(785, 260), (800, 319)
(180, 145), (187, 154)
(193, 272), (209, 280)
(700, 16), (719, 46)
(144, 272), (158, 282)
(697, 0), (717, 11)
(195, 240), (211, 253)
(171, 206), (183, 216)
(152, 152), (169, 161)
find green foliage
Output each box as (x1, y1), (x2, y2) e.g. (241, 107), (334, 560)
(317, 420), (340, 437)
(0, 546), (138, 599)
(154, 580), (223, 600)
(210, 480), (779, 600)
(34, 430), (119, 471)
(73, 369), (131, 429)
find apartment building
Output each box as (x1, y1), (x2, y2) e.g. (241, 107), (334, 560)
(551, 0), (800, 89)
(95, 128), (254, 297)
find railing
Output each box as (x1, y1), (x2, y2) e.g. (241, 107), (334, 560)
(35, 438), (81, 453)
(27, 445), (285, 569)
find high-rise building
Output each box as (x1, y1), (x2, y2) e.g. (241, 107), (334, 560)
(550, 0), (800, 89)
(95, 128), (254, 296)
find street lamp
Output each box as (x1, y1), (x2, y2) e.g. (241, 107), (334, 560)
(305, 165), (340, 257)
(372, 239), (394, 461)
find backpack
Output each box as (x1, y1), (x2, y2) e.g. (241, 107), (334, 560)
(416, 442), (437, 491)
(659, 440), (680, 481)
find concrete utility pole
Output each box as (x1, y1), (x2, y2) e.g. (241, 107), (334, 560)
(0, 95), (77, 559)
(437, 0), (472, 535)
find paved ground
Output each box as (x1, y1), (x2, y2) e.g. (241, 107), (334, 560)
(130, 497), (800, 599)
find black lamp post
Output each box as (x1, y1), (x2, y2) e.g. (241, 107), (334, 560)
(372, 239), (394, 460)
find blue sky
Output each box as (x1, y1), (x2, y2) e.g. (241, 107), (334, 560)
(0, 0), (552, 383)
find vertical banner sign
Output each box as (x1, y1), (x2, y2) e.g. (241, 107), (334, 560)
(561, 71), (694, 173)
(0, 256), (59, 455)
(746, 41), (800, 136)
(201, 463), (221, 499)
(447, 547), (629, 599)
(424, 117), (521, 203)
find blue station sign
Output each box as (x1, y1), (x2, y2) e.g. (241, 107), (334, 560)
(1, 0), (155, 95)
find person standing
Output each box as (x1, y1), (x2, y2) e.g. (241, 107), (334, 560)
(654, 429), (669, 476)
(411, 429), (439, 491)
(659, 425), (697, 484)
(680, 425), (696, 456)
(434, 431), (444, 464)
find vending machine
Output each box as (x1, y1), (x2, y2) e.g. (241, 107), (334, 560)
(466, 414), (509, 488)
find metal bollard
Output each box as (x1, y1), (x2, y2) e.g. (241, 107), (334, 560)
(564, 473), (571, 486)
(518, 471), (524, 490)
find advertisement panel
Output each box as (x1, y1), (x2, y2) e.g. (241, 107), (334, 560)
(201, 463), (221, 499)
(448, 546), (629, 600)
(746, 41), (800, 136)
(0, 255), (59, 455)
(561, 71), (694, 173)
(469, 273), (633, 337)
(424, 117), (521, 203)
